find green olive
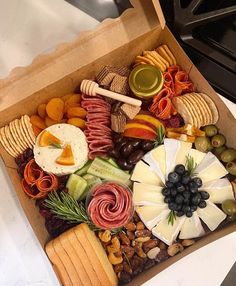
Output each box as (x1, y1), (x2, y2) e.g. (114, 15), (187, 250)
(222, 199), (236, 216)
(212, 145), (226, 158)
(194, 136), (212, 152)
(226, 161), (236, 176)
(203, 125), (218, 137)
(211, 134), (226, 148)
(220, 148), (236, 163)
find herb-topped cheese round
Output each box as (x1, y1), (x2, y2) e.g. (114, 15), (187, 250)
(34, 124), (88, 176)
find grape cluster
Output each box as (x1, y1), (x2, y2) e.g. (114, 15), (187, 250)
(162, 164), (209, 217)
(15, 148), (34, 177)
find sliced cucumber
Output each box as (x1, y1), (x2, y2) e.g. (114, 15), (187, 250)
(87, 157), (130, 185)
(80, 174), (102, 200)
(106, 157), (120, 168)
(75, 160), (92, 176)
(66, 174), (88, 201)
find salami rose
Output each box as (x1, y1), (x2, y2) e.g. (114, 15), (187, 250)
(87, 182), (133, 229)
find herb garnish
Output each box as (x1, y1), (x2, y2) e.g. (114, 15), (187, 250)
(49, 141), (63, 149)
(167, 210), (176, 226)
(154, 125), (165, 147)
(123, 252), (131, 269)
(186, 155), (197, 176)
(44, 191), (98, 230)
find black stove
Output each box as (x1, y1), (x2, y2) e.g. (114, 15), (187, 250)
(160, 0), (236, 102)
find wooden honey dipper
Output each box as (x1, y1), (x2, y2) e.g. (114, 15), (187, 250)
(80, 80), (142, 107)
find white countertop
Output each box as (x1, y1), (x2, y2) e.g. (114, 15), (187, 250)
(0, 1), (235, 285)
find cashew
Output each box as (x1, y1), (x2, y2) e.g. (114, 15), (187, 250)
(98, 230), (111, 243)
(107, 237), (121, 253)
(135, 236), (150, 243)
(134, 242), (147, 258)
(167, 243), (184, 257)
(136, 221), (145, 230)
(108, 252), (123, 265)
(181, 239), (195, 247)
(125, 222), (136, 232)
(147, 247), (160, 259)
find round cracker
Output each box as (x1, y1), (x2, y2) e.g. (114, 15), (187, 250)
(143, 52), (165, 71)
(199, 93), (219, 124)
(9, 121), (25, 151)
(157, 46), (172, 67)
(0, 127), (17, 157)
(186, 93), (205, 127)
(18, 118), (32, 148)
(181, 96), (197, 127)
(182, 95), (200, 127)
(192, 93), (211, 125)
(152, 50), (169, 69)
(135, 55), (154, 65)
(4, 125), (22, 155)
(194, 93), (213, 124)
(162, 44), (177, 65)
(149, 51), (166, 71)
(22, 115), (35, 145)
(172, 96), (193, 125)
(13, 119), (28, 150)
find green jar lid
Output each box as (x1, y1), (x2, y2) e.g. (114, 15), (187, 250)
(129, 64), (164, 99)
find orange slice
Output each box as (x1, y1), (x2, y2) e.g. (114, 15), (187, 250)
(39, 130), (62, 147)
(56, 144), (75, 166)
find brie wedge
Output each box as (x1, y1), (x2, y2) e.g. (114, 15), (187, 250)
(133, 182), (164, 206)
(179, 212), (205, 239)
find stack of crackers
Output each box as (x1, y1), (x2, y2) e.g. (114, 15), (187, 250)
(96, 66), (130, 95)
(172, 92), (219, 128)
(0, 115), (35, 158)
(134, 44), (176, 72)
(46, 223), (117, 286)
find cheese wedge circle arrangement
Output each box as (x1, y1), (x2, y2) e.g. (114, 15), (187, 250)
(34, 124), (88, 175)
(132, 138), (234, 245)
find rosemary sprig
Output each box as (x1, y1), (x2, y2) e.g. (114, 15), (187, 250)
(167, 210), (176, 226)
(48, 139), (63, 149)
(123, 252), (131, 269)
(186, 155), (197, 176)
(44, 191), (98, 230)
(154, 125), (165, 147)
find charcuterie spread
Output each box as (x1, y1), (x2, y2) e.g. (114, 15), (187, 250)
(1, 42), (236, 286)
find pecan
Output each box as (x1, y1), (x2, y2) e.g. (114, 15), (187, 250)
(121, 245), (135, 259)
(143, 239), (158, 253)
(135, 229), (151, 238)
(123, 261), (132, 274)
(167, 243), (184, 257)
(119, 271), (132, 283)
(125, 222), (136, 232)
(113, 263), (123, 273)
(133, 212), (140, 223)
(131, 255), (144, 276)
(119, 232), (130, 246)
(127, 230), (135, 240)
(136, 221), (145, 230)
(144, 259), (155, 270)
(158, 241), (167, 250)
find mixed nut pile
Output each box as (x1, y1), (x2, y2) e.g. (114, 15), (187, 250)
(98, 212), (195, 284)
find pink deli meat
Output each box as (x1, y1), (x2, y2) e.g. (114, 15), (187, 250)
(87, 182), (133, 229)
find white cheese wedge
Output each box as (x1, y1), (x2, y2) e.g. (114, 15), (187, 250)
(197, 201), (226, 231)
(152, 215), (185, 245)
(34, 124), (88, 175)
(131, 160), (163, 186)
(164, 139), (192, 178)
(143, 145), (166, 184)
(133, 182), (164, 206)
(195, 152), (228, 184)
(179, 212), (205, 239)
(200, 178), (234, 204)
(136, 205), (169, 230)
(187, 148), (206, 166)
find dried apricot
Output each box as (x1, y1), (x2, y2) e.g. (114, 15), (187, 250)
(67, 107), (87, 119)
(61, 93), (74, 102)
(31, 124), (42, 136)
(46, 98), (64, 121)
(45, 116), (57, 127)
(37, 103), (47, 119)
(67, 118), (86, 130)
(64, 94), (81, 112)
(30, 115), (46, 130)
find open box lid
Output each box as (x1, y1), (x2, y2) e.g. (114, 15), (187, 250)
(0, 0), (165, 115)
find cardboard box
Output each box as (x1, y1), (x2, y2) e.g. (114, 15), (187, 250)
(0, 0), (235, 285)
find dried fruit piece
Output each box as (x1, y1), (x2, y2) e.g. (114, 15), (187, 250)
(67, 107), (87, 119)
(64, 94), (81, 112)
(56, 144), (74, 165)
(46, 98), (64, 121)
(45, 116), (58, 127)
(37, 103), (47, 119)
(61, 93), (74, 102)
(39, 130), (62, 147)
(67, 118), (86, 130)
(32, 124), (42, 136)
(30, 115), (46, 130)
